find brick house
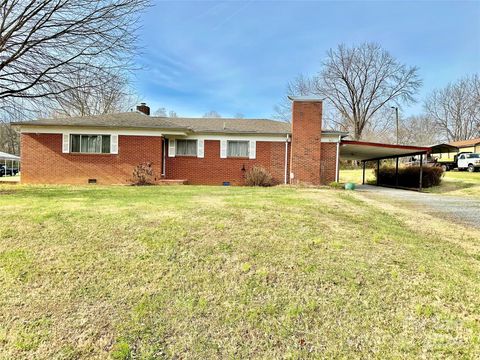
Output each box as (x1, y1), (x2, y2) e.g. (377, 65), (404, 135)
(13, 97), (347, 185)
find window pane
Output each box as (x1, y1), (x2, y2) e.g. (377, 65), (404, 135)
(70, 135), (80, 152)
(228, 141), (249, 157)
(94, 136), (101, 153)
(102, 136), (111, 153)
(76, 135), (111, 153)
(81, 135), (89, 153)
(176, 139), (197, 156)
(176, 140), (186, 155)
(187, 140), (197, 155)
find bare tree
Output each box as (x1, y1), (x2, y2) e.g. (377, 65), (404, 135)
(397, 115), (440, 146)
(0, 124), (19, 154)
(154, 108), (178, 117)
(273, 74), (312, 121)
(275, 44), (421, 137)
(0, 105), (23, 154)
(424, 74), (480, 142)
(48, 71), (138, 117)
(313, 43), (421, 139)
(154, 107), (168, 117)
(203, 110), (221, 118)
(0, 0), (148, 114)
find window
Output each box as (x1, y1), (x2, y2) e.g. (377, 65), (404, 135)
(467, 154), (480, 158)
(176, 139), (197, 156)
(227, 140), (249, 157)
(70, 134), (110, 154)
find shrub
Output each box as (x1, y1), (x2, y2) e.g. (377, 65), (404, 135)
(374, 166), (443, 188)
(244, 166), (275, 187)
(131, 162), (155, 185)
(329, 181), (344, 189)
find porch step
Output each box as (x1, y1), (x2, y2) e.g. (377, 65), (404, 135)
(156, 179), (188, 185)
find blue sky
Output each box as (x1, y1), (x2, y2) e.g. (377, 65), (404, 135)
(135, 0), (480, 118)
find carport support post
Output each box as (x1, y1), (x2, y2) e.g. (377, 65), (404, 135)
(395, 157), (399, 187)
(362, 161), (366, 185)
(419, 154), (423, 191)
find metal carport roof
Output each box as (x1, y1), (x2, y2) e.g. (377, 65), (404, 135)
(0, 151), (20, 161)
(340, 140), (430, 161)
(429, 143), (458, 154)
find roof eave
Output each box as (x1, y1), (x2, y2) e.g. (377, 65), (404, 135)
(13, 123), (190, 134)
(190, 130), (290, 136)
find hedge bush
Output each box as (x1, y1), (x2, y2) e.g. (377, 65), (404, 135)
(131, 162), (155, 185)
(374, 166), (443, 188)
(244, 166), (276, 187)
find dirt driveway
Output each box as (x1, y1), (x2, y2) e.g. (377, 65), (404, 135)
(356, 185), (480, 229)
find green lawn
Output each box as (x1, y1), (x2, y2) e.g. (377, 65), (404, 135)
(340, 168), (480, 197)
(0, 185), (479, 359)
(339, 168), (376, 184)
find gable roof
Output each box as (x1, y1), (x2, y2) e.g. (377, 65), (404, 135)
(12, 111), (347, 137)
(449, 137), (480, 148)
(12, 112), (185, 131)
(166, 117), (290, 134)
(12, 112), (291, 135)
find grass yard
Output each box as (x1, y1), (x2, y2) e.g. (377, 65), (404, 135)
(339, 168), (376, 185)
(340, 168), (480, 197)
(426, 171), (480, 197)
(0, 185), (479, 359)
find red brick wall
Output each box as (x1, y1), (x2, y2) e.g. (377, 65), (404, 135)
(165, 140), (290, 185)
(20, 131), (337, 186)
(320, 142), (338, 184)
(290, 100), (323, 185)
(20, 133), (163, 184)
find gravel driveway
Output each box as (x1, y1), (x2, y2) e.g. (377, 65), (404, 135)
(356, 185), (480, 229)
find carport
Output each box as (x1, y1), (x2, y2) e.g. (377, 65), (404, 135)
(0, 151), (20, 176)
(339, 140), (431, 190)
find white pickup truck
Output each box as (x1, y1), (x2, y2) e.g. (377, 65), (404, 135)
(457, 153), (480, 172)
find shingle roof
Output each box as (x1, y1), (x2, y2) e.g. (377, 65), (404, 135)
(12, 112), (185, 130)
(12, 111), (292, 135)
(449, 137), (480, 148)
(166, 117), (291, 134)
(12, 111), (347, 136)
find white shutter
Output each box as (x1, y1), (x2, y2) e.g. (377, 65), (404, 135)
(220, 140), (227, 158)
(197, 139), (204, 158)
(62, 134), (70, 153)
(110, 134), (118, 154)
(249, 140), (256, 159)
(168, 139), (176, 157)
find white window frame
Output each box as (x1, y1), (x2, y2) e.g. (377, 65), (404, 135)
(227, 140), (250, 158)
(175, 139), (198, 156)
(70, 134), (112, 154)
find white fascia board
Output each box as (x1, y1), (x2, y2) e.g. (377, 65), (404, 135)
(321, 134), (343, 143)
(164, 133), (289, 142)
(18, 126), (187, 137)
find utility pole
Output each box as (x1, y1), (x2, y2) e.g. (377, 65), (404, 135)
(391, 106), (399, 144)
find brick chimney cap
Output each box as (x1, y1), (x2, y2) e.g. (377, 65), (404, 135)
(288, 96), (324, 102)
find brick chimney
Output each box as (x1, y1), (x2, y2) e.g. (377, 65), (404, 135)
(289, 96), (323, 185)
(136, 102), (150, 115)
